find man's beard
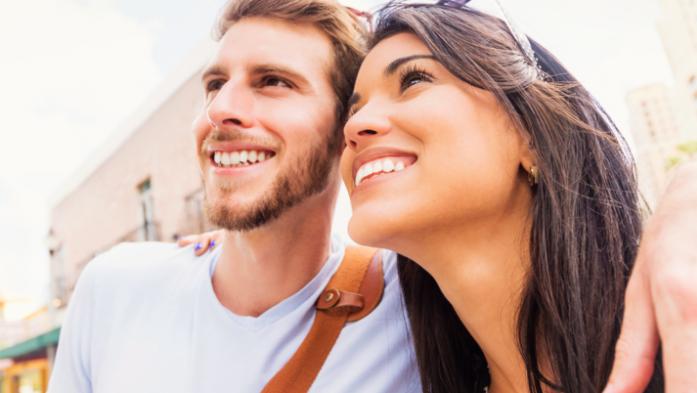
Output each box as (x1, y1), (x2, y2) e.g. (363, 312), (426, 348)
(204, 129), (341, 232)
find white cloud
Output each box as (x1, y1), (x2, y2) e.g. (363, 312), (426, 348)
(0, 0), (161, 302)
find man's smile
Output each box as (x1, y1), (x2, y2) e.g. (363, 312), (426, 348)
(211, 149), (276, 168)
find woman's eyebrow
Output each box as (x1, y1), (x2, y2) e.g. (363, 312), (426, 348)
(384, 54), (436, 76)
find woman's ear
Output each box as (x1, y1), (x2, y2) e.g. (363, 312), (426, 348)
(519, 132), (539, 184)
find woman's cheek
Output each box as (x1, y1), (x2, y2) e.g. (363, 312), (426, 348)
(339, 150), (356, 193)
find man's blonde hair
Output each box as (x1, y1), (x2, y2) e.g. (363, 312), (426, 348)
(216, 0), (368, 137)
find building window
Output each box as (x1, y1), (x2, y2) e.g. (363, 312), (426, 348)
(183, 188), (215, 235)
(51, 247), (67, 303)
(688, 75), (697, 100)
(137, 178), (157, 241)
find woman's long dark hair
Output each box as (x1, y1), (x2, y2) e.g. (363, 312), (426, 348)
(370, 3), (664, 392)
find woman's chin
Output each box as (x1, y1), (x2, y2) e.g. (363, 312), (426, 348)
(347, 213), (394, 248)
(347, 211), (409, 252)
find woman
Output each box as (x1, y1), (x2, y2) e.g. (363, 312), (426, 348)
(183, 2), (664, 391)
(338, 2), (662, 392)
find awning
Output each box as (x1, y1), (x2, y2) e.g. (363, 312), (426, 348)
(0, 327), (60, 359)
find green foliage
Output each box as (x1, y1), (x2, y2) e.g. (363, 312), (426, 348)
(676, 140), (697, 155)
(666, 139), (697, 170)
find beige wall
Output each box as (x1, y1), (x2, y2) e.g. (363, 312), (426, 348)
(50, 69), (212, 297)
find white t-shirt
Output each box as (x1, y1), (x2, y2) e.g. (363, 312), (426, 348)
(48, 237), (421, 393)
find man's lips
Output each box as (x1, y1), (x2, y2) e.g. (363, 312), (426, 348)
(206, 142), (277, 168)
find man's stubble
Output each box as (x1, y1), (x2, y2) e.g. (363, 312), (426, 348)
(204, 127), (342, 231)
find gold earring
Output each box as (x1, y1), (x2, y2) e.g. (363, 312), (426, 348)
(527, 166), (539, 186)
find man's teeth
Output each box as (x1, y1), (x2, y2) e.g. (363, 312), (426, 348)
(213, 150), (272, 167)
(355, 158), (407, 186)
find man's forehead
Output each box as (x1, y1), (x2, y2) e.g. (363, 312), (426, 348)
(209, 17), (333, 73)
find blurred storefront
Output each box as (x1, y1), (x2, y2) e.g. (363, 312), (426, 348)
(0, 335), (56, 393)
(0, 306), (59, 393)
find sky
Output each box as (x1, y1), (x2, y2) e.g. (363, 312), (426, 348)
(0, 0), (675, 318)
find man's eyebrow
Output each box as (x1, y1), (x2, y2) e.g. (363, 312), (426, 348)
(200, 64), (310, 85)
(384, 54), (437, 76)
(348, 93), (361, 109)
(201, 65), (226, 83)
(252, 64), (310, 86)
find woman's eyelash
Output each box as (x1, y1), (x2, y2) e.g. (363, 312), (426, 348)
(398, 65), (433, 92)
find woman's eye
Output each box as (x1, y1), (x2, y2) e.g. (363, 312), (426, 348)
(399, 67), (433, 92)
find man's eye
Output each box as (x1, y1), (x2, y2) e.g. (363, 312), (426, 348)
(260, 75), (292, 88)
(206, 79), (225, 93)
(399, 66), (433, 92)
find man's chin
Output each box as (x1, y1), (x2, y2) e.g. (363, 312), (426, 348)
(201, 140), (335, 231)
(205, 182), (263, 205)
(207, 177), (259, 193)
(205, 198), (283, 232)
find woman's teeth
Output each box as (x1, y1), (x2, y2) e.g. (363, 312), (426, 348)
(213, 150), (273, 168)
(355, 158), (407, 186)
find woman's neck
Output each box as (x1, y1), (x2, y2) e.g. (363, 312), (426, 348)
(395, 202), (535, 393)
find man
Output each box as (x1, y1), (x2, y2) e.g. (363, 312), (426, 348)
(49, 1), (420, 392)
(604, 161), (697, 393)
(50, 0), (697, 392)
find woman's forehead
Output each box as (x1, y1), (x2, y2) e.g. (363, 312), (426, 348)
(367, 33), (430, 63)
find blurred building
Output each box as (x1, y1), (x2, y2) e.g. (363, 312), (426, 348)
(0, 300), (27, 348)
(0, 42), (216, 393)
(627, 0), (697, 206)
(658, 0), (697, 131)
(626, 84), (682, 205)
(48, 43), (216, 305)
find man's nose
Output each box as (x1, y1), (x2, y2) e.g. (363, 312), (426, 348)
(206, 81), (254, 130)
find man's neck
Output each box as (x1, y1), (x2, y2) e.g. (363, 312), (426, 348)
(211, 187), (338, 317)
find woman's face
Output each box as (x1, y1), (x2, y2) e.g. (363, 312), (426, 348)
(340, 33), (533, 251)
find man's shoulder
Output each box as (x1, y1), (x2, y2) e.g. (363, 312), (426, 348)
(79, 241), (208, 296)
(93, 241), (192, 264)
(380, 249), (399, 280)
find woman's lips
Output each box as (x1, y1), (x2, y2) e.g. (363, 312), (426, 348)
(354, 155), (415, 186)
(351, 147), (418, 182)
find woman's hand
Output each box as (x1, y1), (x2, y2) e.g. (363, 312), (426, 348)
(605, 161), (697, 392)
(177, 230), (224, 256)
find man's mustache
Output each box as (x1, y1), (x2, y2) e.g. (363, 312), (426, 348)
(201, 130), (280, 156)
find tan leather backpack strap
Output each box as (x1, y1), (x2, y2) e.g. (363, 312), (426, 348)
(260, 246), (384, 393)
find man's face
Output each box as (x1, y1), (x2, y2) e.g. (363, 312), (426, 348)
(193, 17), (340, 231)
